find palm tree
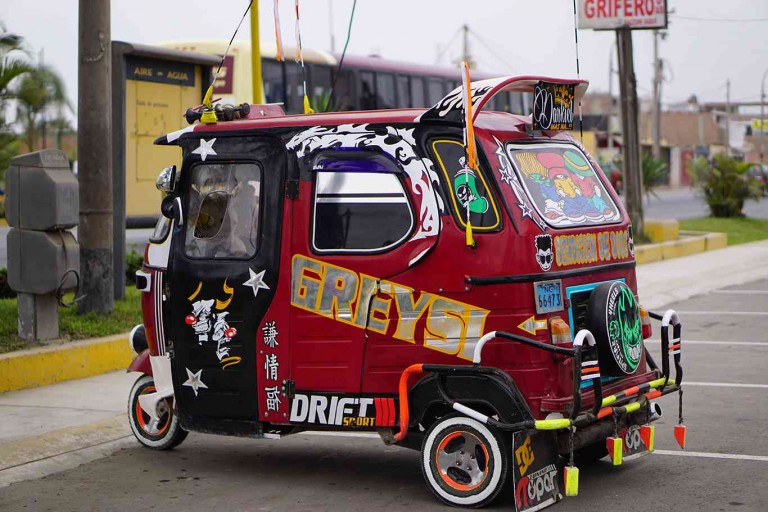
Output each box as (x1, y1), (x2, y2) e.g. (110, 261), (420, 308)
(15, 64), (72, 151)
(0, 24), (32, 178)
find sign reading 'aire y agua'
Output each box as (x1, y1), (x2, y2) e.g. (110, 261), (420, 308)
(578, 0), (667, 30)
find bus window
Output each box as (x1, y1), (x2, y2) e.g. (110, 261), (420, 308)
(333, 69), (356, 111)
(376, 72), (396, 109)
(427, 78), (445, 105)
(411, 76), (426, 107)
(360, 71), (376, 110)
(396, 75), (410, 108)
(262, 59), (285, 105)
(310, 64), (332, 106)
(284, 61), (303, 114)
(448, 80), (460, 93)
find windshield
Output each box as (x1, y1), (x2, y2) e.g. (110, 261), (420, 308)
(501, 142), (621, 228)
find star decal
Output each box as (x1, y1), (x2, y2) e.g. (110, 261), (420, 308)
(243, 268), (270, 298)
(183, 368), (208, 397)
(192, 138), (217, 161)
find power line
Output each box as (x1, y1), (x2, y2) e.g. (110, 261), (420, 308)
(671, 14), (768, 22)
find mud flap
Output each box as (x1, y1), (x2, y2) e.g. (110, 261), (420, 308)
(512, 431), (563, 512)
(621, 424), (654, 461)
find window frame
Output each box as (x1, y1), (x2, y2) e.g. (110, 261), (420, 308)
(182, 160), (265, 261)
(309, 151), (416, 255)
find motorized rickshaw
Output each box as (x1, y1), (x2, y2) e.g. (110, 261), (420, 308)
(127, 75), (686, 510)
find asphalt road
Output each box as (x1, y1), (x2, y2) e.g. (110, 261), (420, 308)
(1, 278), (766, 511)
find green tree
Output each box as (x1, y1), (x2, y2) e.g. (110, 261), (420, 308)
(689, 154), (762, 217)
(14, 64), (72, 152)
(641, 153), (667, 203)
(0, 24), (32, 177)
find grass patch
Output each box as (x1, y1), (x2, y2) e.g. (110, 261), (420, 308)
(0, 287), (141, 354)
(679, 217), (768, 246)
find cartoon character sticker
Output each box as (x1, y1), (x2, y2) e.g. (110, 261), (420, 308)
(454, 160), (490, 215)
(186, 280), (241, 368)
(535, 234), (554, 271)
(506, 144), (621, 228)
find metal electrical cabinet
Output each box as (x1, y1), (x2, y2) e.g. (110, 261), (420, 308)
(6, 150), (79, 340)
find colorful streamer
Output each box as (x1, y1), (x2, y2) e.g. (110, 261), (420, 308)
(294, 0), (314, 113)
(273, 0), (284, 61)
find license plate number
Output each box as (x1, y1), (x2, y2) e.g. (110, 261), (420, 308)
(534, 280), (563, 314)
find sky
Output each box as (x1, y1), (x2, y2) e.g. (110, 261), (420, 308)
(3, 0), (768, 115)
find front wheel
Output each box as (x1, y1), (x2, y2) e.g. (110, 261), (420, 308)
(128, 375), (188, 450)
(421, 415), (510, 508)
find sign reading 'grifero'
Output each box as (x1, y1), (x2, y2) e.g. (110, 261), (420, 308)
(126, 56), (196, 86)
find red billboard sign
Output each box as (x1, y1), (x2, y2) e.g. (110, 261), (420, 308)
(578, 0), (667, 30)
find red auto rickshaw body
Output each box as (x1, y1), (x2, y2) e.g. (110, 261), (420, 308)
(130, 76), (685, 509)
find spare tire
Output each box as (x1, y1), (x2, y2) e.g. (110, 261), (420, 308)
(587, 281), (643, 376)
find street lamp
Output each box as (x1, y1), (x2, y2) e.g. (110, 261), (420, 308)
(761, 68), (768, 162)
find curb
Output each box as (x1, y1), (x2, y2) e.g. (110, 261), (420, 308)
(0, 334), (134, 393)
(635, 231), (727, 265)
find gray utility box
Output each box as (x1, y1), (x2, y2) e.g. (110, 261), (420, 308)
(5, 150), (78, 230)
(7, 230), (79, 294)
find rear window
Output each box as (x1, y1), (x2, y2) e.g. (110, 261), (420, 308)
(503, 143), (621, 228)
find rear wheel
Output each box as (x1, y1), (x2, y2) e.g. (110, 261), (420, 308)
(128, 375), (187, 450)
(421, 415), (509, 508)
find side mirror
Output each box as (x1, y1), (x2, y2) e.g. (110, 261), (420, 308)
(160, 195), (184, 225)
(160, 195), (176, 219)
(156, 165), (177, 193)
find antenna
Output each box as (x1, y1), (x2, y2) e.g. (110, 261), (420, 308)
(461, 61), (476, 248)
(571, 0), (584, 142)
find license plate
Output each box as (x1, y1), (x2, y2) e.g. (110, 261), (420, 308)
(534, 280), (564, 314)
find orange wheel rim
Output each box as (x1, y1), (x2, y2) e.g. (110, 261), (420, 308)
(135, 385), (171, 437)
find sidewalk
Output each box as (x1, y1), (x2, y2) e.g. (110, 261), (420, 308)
(2, 240), (768, 488)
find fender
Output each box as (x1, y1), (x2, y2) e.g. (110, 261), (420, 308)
(128, 348), (152, 375)
(408, 369), (534, 429)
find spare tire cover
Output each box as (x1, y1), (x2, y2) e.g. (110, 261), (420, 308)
(587, 281), (643, 376)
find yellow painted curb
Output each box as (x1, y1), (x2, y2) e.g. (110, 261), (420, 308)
(0, 334), (133, 393)
(637, 231), (728, 265)
(705, 232), (728, 251)
(0, 218), (7, 227)
(645, 219), (680, 243)
(635, 244), (662, 264)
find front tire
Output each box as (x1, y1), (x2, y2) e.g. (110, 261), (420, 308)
(128, 375), (188, 450)
(421, 415), (510, 508)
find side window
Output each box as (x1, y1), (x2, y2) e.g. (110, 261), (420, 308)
(312, 153), (414, 252)
(411, 76), (426, 107)
(431, 140), (501, 231)
(397, 75), (410, 107)
(360, 71), (376, 110)
(375, 72), (396, 109)
(185, 162), (262, 259)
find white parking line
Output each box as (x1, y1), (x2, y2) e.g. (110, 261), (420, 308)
(645, 340), (768, 347)
(682, 382), (768, 389)
(654, 450), (768, 462)
(673, 311), (768, 316)
(711, 290), (768, 295)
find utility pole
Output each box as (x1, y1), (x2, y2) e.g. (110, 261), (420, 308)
(250, 3), (264, 103)
(328, 0), (336, 53)
(761, 69), (768, 162)
(725, 79), (731, 156)
(608, 43), (615, 153)
(616, 27), (644, 234)
(78, 0), (113, 314)
(651, 30), (662, 160)
(461, 24), (474, 70)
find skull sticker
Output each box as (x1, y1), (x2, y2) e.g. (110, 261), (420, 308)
(535, 234), (554, 271)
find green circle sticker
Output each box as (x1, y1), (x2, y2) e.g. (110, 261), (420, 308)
(605, 283), (642, 373)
